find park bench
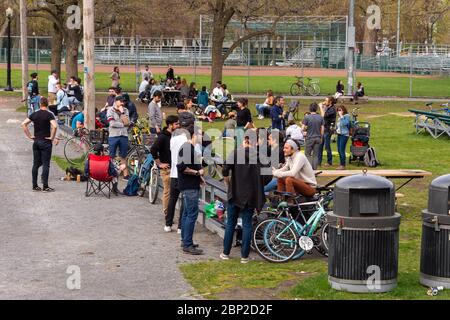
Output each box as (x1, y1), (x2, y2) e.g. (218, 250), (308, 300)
(408, 109), (450, 139)
(337, 95), (368, 104)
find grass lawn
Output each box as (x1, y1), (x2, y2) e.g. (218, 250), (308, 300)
(1, 68), (449, 98)
(179, 100), (450, 300)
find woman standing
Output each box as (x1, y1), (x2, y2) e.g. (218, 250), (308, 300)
(336, 105), (351, 170)
(235, 98), (253, 147)
(111, 66), (120, 88)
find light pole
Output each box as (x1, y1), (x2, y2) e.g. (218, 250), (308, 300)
(347, 0), (355, 96)
(5, 7), (14, 91)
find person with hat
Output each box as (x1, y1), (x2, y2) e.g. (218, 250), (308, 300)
(107, 95), (130, 180)
(273, 139), (317, 197)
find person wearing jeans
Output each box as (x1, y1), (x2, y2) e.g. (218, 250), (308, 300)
(318, 97), (336, 167)
(221, 138), (265, 263)
(177, 129), (204, 255)
(302, 103), (324, 170)
(21, 97), (58, 192)
(336, 105), (351, 169)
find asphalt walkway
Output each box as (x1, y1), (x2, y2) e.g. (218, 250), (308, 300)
(0, 97), (222, 299)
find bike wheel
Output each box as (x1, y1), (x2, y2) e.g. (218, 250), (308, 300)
(137, 164), (149, 197)
(253, 218), (298, 263)
(148, 166), (159, 204)
(127, 147), (146, 173)
(308, 83), (321, 96)
(290, 83), (303, 96)
(64, 137), (91, 166)
(315, 223), (330, 257)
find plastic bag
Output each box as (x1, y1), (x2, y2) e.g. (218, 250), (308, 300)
(204, 202), (217, 218)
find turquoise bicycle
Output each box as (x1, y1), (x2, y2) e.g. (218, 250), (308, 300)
(253, 192), (332, 263)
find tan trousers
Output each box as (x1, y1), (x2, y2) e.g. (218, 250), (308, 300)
(48, 92), (57, 106)
(277, 177), (316, 197)
(160, 168), (171, 215)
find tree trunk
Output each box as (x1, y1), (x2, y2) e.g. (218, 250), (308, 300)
(362, 22), (378, 57)
(65, 29), (81, 81)
(210, 22), (226, 90)
(51, 23), (63, 76)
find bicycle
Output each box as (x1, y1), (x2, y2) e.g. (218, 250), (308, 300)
(252, 190), (333, 263)
(136, 153), (160, 203)
(63, 128), (93, 166)
(290, 77), (321, 96)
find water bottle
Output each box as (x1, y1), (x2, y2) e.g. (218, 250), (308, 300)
(215, 200), (225, 221)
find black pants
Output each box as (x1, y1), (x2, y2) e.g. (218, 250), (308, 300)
(32, 139), (53, 188)
(165, 178), (184, 228)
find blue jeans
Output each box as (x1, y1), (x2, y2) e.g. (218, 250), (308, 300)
(28, 96), (41, 116)
(181, 189), (200, 248)
(318, 132), (332, 166)
(264, 178), (278, 193)
(223, 200), (254, 259)
(256, 104), (270, 116)
(337, 134), (349, 166)
(108, 136), (129, 158)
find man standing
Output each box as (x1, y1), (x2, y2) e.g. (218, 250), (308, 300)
(150, 115), (180, 217)
(166, 64), (175, 81)
(142, 65), (152, 81)
(220, 134), (265, 263)
(177, 126), (204, 255)
(318, 97), (336, 168)
(27, 73), (40, 116)
(165, 110), (195, 233)
(148, 90), (163, 134)
(47, 70), (58, 105)
(302, 103), (324, 170)
(21, 97), (58, 192)
(107, 96), (130, 180)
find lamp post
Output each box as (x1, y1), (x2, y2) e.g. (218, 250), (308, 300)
(5, 7), (14, 91)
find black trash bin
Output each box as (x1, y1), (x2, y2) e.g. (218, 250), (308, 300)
(420, 174), (450, 288)
(327, 173), (401, 293)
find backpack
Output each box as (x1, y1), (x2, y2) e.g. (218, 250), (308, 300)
(27, 81), (34, 96)
(364, 147), (380, 167)
(123, 174), (140, 196)
(69, 111), (81, 127)
(139, 154), (154, 184)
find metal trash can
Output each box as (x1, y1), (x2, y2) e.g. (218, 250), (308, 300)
(327, 173), (401, 293)
(420, 174), (450, 288)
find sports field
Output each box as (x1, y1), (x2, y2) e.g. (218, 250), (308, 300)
(1, 66), (449, 98)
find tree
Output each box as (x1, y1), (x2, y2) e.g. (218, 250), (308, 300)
(27, 0), (122, 80)
(186, 0), (315, 89)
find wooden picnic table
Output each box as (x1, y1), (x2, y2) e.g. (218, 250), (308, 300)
(315, 169), (432, 191)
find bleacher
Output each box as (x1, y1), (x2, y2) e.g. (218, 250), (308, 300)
(409, 109), (450, 139)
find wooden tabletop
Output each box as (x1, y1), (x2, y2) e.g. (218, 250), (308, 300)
(316, 169), (432, 178)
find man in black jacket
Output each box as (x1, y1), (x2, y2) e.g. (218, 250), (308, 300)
(220, 133), (266, 263)
(318, 97), (337, 167)
(150, 115), (179, 217)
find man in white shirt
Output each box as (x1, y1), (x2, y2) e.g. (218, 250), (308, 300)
(286, 120), (305, 142)
(211, 81), (224, 100)
(138, 77), (150, 101)
(273, 139), (317, 197)
(141, 65), (152, 81)
(47, 70), (59, 105)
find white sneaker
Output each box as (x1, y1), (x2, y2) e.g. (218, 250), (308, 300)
(164, 226), (172, 233)
(177, 228), (182, 234)
(219, 253), (230, 260)
(257, 115), (264, 120)
(241, 257), (250, 264)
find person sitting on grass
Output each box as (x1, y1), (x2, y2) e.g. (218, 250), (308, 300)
(285, 120), (304, 146)
(196, 86), (209, 112)
(256, 90), (274, 120)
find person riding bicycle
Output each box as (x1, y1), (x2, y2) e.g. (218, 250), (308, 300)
(273, 139), (317, 198)
(27, 73), (40, 116)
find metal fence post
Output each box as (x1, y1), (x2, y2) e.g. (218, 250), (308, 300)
(409, 47), (413, 97)
(247, 41), (250, 94)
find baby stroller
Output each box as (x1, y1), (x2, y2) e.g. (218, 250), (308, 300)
(349, 122), (370, 164)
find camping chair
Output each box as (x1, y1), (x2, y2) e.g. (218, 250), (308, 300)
(85, 154), (115, 198)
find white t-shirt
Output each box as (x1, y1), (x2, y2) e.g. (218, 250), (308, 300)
(170, 131), (189, 178)
(48, 75), (58, 94)
(139, 80), (149, 94)
(286, 124), (304, 141)
(212, 87), (223, 99)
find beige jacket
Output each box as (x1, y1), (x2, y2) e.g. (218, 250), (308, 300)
(273, 151), (317, 186)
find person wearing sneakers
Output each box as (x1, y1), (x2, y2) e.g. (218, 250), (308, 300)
(165, 110), (195, 233)
(21, 97), (58, 192)
(177, 126), (205, 255)
(221, 135), (266, 264)
(107, 95), (130, 180)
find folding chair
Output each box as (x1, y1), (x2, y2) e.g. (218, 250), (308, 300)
(85, 154), (115, 198)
